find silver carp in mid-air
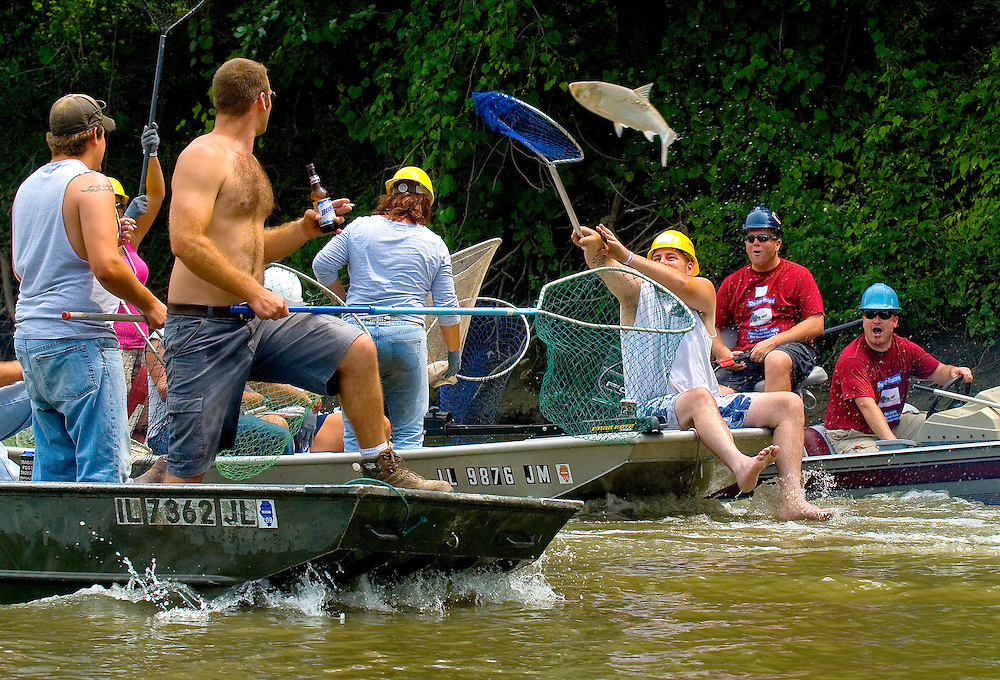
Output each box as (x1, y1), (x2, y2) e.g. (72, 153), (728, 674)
(568, 81), (678, 166)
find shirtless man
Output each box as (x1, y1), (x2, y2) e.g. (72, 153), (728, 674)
(574, 225), (832, 520)
(162, 57), (449, 491)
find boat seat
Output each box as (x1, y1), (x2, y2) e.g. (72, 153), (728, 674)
(803, 425), (832, 457)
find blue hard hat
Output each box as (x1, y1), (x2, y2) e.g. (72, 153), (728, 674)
(859, 283), (901, 312)
(742, 205), (782, 233)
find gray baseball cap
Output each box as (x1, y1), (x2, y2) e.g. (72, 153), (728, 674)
(49, 94), (117, 135)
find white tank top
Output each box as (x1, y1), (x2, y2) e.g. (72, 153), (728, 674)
(622, 280), (719, 403)
(12, 159), (118, 339)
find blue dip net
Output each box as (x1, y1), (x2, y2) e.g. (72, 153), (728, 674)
(438, 299), (530, 440)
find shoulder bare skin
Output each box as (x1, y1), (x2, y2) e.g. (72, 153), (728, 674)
(58, 130), (165, 329)
(167, 86), (352, 320)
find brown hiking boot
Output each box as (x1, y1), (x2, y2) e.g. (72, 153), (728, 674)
(359, 446), (452, 492)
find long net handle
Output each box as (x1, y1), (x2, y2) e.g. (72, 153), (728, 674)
(234, 304), (539, 317)
(61, 307), (538, 321)
(137, 34), (167, 197)
(545, 164), (582, 237)
(137, 0), (207, 196)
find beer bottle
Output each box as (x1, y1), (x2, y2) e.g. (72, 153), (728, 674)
(306, 163), (338, 233)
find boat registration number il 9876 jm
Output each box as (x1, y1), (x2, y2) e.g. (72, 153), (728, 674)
(114, 497), (278, 529)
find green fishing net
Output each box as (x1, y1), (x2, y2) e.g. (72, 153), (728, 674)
(534, 268), (696, 442)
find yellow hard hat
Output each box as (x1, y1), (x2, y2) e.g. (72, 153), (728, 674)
(107, 176), (128, 203)
(647, 230), (699, 276)
(385, 166), (434, 205)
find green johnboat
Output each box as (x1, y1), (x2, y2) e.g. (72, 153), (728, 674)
(0, 480), (580, 604)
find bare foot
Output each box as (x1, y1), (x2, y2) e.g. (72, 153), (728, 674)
(735, 444), (779, 493)
(777, 491), (835, 521)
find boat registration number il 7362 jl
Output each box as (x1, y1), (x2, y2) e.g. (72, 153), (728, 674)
(115, 496), (277, 529)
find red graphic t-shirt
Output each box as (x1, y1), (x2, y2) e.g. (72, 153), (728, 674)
(715, 259), (824, 351)
(824, 334), (939, 432)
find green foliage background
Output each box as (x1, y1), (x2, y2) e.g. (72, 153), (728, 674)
(2, 0), (998, 354)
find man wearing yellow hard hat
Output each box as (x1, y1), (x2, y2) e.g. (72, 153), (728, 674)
(572, 224), (832, 521)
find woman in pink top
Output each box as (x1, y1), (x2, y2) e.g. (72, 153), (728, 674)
(109, 125), (164, 394)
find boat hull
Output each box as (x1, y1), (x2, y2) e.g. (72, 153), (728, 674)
(201, 429), (772, 500)
(0, 481), (580, 604)
(740, 440), (1000, 504)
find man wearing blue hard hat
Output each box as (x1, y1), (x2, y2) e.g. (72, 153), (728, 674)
(714, 206), (825, 393)
(823, 283), (973, 454)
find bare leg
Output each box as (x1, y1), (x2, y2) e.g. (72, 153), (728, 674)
(312, 413), (391, 453)
(336, 335), (450, 492)
(745, 392), (834, 520)
(164, 472), (204, 483)
(674, 388), (776, 492)
(336, 335), (387, 449)
(763, 349), (793, 392)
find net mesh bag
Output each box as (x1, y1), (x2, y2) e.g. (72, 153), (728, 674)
(214, 382), (322, 480)
(136, 0), (205, 33)
(534, 267), (696, 442)
(471, 91), (584, 164)
(426, 238), (502, 380)
(438, 298), (531, 441)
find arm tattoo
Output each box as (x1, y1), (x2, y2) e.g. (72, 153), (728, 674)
(81, 185), (114, 193)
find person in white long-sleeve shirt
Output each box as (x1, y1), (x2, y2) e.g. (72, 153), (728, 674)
(313, 167), (461, 449)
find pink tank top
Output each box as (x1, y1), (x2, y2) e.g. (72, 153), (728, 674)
(114, 242), (150, 350)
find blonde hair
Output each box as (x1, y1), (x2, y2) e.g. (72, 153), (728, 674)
(212, 58), (269, 116)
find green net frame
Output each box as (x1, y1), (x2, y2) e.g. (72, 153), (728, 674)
(534, 267), (697, 442)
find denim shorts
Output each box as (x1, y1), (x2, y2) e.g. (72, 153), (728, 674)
(15, 335), (129, 482)
(642, 391), (756, 431)
(164, 313), (362, 478)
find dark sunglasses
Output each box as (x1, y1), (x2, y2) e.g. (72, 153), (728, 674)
(744, 234), (776, 243)
(862, 310), (896, 320)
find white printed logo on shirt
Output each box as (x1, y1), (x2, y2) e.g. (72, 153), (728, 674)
(755, 285), (769, 298)
(878, 386), (901, 409)
(877, 374), (903, 424)
(749, 306), (773, 328)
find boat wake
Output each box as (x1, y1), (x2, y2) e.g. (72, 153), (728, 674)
(578, 492), (730, 520)
(33, 560), (561, 619)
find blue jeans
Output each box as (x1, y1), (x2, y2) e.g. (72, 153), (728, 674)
(344, 321), (427, 450)
(0, 382), (32, 481)
(15, 336), (129, 482)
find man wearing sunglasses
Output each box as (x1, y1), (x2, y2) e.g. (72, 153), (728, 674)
(823, 283), (973, 454)
(713, 206), (825, 393)
(10, 94), (166, 482)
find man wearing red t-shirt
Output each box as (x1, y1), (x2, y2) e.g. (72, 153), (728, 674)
(823, 283), (973, 454)
(713, 206), (825, 393)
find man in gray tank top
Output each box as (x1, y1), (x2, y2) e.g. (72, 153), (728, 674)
(11, 94), (166, 482)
